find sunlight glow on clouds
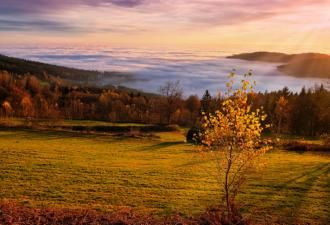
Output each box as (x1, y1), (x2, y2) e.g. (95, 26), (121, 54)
(0, 0), (329, 47)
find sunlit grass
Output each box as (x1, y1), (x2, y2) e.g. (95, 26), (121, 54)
(0, 127), (329, 224)
(261, 133), (321, 144)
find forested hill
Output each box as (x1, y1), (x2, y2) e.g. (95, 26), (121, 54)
(226, 51), (330, 78)
(0, 54), (128, 81)
(226, 52), (330, 63)
(277, 58), (330, 78)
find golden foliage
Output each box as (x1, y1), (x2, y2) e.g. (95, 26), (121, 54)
(195, 70), (272, 213)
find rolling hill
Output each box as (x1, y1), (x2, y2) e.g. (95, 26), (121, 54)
(227, 51), (330, 78)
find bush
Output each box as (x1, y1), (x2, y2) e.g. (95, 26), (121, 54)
(166, 124), (180, 132)
(319, 133), (330, 146)
(127, 127), (141, 137)
(283, 140), (330, 151)
(123, 127), (161, 139)
(186, 126), (202, 142)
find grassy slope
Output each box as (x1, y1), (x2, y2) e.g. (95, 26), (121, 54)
(0, 127), (329, 224)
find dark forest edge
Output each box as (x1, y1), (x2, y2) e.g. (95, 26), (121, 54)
(227, 51), (330, 78)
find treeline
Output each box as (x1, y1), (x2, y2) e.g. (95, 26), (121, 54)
(0, 71), (201, 125)
(1, 70), (330, 135)
(197, 85), (330, 136)
(249, 85), (330, 136)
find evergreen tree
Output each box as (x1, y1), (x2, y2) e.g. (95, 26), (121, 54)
(299, 86), (306, 96)
(282, 86), (291, 99)
(201, 90), (211, 115)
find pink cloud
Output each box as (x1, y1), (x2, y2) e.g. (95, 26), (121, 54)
(1, 0), (329, 45)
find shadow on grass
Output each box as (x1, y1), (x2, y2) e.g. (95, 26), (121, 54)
(283, 164), (328, 186)
(248, 162), (330, 223)
(0, 127), (113, 140)
(138, 141), (183, 152)
(283, 150), (306, 155)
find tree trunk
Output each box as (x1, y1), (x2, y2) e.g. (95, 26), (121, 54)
(225, 146), (233, 219)
(276, 115), (282, 138)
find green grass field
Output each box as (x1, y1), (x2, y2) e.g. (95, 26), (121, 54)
(0, 127), (329, 224)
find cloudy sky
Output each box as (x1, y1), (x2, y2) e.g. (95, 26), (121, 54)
(1, 0), (330, 47)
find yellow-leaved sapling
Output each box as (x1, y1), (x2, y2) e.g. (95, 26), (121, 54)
(194, 70), (272, 219)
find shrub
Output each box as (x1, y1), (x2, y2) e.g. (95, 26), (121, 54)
(128, 126), (141, 137)
(166, 124), (180, 132)
(123, 127), (161, 139)
(0, 201), (254, 225)
(186, 126), (203, 142)
(283, 140), (330, 151)
(319, 133), (330, 146)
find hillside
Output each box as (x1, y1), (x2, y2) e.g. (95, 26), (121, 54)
(226, 51), (329, 63)
(227, 52), (330, 78)
(278, 58), (330, 78)
(0, 54), (159, 98)
(0, 53), (134, 82)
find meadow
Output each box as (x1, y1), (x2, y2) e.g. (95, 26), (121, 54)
(0, 127), (330, 224)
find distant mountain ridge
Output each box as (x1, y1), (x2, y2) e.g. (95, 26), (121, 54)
(227, 51), (330, 78)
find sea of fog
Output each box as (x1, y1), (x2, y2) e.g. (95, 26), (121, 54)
(0, 45), (328, 98)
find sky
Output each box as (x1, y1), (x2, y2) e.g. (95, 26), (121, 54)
(1, 0), (330, 47)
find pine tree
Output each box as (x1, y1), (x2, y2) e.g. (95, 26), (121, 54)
(201, 90), (211, 115)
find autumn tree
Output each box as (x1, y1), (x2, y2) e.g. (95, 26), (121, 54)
(186, 95), (200, 113)
(179, 95), (201, 125)
(158, 80), (184, 125)
(25, 75), (41, 96)
(2, 101), (12, 118)
(132, 96), (147, 121)
(21, 95), (34, 118)
(195, 70), (271, 219)
(271, 96), (291, 137)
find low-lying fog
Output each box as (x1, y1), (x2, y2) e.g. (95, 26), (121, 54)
(0, 45), (328, 98)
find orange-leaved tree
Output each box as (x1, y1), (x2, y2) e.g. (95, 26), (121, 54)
(270, 96), (291, 138)
(195, 70), (272, 218)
